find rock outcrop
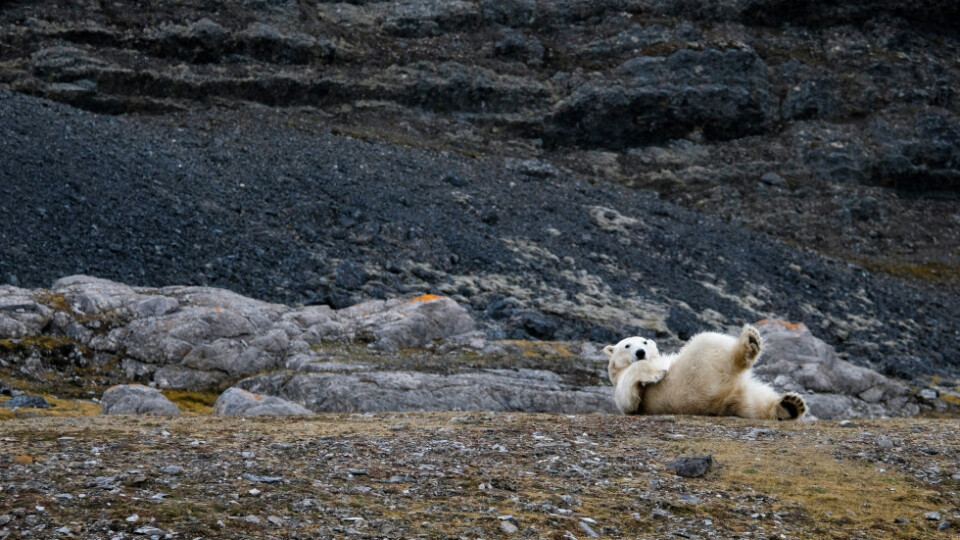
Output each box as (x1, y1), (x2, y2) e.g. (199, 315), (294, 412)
(234, 369), (616, 414)
(0, 277), (950, 418)
(1, 276), (481, 390)
(754, 319), (918, 419)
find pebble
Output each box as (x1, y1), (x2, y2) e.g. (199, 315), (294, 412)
(125, 513), (139, 523)
(668, 455), (713, 478)
(243, 473), (282, 483)
(0, 514), (10, 525)
(163, 465), (184, 475)
(241, 452), (255, 459)
(894, 517), (910, 523)
(938, 521), (952, 531)
(499, 520), (519, 534)
(760, 172), (787, 187)
(925, 512), (941, 520)
(578, 521), (600, 538)
(134, 526), (166, 535)
(244, 515), (261, 524)
(267, 516), (283, 526)
(838, 420), (858, 428)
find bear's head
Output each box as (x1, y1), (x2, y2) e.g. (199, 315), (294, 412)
(603, 336), (660, 364)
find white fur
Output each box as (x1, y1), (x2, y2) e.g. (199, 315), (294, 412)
(604, 326), (806, 420)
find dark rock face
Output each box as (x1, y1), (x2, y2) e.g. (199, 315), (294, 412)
(0, 0), (958, 380)
(546, 49), (776, 149)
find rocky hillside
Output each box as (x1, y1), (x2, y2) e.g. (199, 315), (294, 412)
(0, 0), (959, 381)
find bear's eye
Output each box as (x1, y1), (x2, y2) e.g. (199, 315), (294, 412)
(624, 344), (631, 349)
(642, 340), (647, 344)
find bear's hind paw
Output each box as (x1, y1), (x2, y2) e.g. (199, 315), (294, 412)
(776, 392), (807, 421)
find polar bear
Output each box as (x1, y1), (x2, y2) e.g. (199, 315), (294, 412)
(604, 325), (806, 420)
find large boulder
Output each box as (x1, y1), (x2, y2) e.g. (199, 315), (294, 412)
(754, 319), (918, 419)
(338, 294), (477, 351)
(212, 387), (311, 416)
(100, 384), (180, 415)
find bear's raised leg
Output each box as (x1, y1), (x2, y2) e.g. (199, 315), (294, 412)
(775, 392), (807, 420)
(732, 325), (762, 371)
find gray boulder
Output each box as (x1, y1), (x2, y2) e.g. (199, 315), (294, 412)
(339, 294), (477, 351)
(235, 369), (616, 414)
(754, 319), (918, 419)
(213, 387), (311, 416)
(0, 285), (53, 338)
(100, 384), (180, 415)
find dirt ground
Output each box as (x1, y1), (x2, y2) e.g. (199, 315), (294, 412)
(1, 413), (958, 539)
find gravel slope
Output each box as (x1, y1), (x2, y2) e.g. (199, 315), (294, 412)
(1, 90), (958, 379)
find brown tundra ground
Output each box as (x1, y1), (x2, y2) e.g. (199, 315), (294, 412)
(1, 412), (958, 540)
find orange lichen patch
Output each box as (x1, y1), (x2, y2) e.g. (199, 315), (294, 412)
(407, 294), (445, 304)
(12, 455), (34, 465)
(756, 318), (806, 331)
(237, 389), (264, 401)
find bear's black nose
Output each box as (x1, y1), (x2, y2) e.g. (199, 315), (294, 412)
(635, 349), (646, 360)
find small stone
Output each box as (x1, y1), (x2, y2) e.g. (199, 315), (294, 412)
(54, 493), (73, 500)
(267, 516), (283, 526)
(125, 514), (139, 523)
(894, 517), (910, 524)
(248, 488), (261, 496)
(243, 473), (282, 483)
(919, 388), (938, 400)
(162, 465), (184, 475)
(346, 468), (368, 476)
(0, 514), (13, 525)
(578, 521), (600, 538)
(668, 455), (713, 478)
(56, 526), (71, 534)
(925, 512), (941, 520)
(134, 526), (166, 535)
(2, 395), (51, 408)
(241, 452), (256, 459)
(244, 515), (261, 524)
(760, 172), (787, 187)
(838, 420), (858, 428)
(499, 520), (518, 534)
(938, 521), (952, 531)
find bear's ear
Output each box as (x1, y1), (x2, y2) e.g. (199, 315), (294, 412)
(603, 345), (614, 357)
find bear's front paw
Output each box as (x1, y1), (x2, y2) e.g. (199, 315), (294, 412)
(776, 392), (807, 421)
(738, 325), (762, 367)
(651, 369), (667, 383)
